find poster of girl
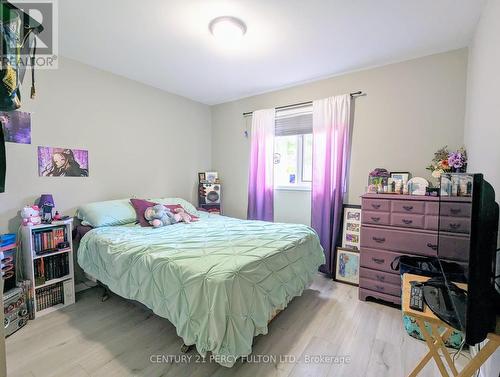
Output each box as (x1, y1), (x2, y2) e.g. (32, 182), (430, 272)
(38, 146), (89, 177)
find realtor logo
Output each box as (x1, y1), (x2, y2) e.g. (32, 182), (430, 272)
(1, 0), (58, 69)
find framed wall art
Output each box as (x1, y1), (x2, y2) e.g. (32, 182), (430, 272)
(341, 205), (361, 250)
(38, 146), (89, 177)
(335, 247), (360, 285)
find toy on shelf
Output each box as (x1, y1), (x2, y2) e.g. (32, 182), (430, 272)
(21, 205), (42, 226)
(38, 194), (55, 223)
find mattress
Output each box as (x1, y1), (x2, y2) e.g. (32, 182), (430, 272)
(77, 214), (324, 366)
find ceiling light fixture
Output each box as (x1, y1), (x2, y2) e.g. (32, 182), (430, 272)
(209, 16), (247, 44)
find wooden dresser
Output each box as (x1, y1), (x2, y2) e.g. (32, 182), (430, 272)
(359, 193), (471, 305)
(359, 194), (440, 305)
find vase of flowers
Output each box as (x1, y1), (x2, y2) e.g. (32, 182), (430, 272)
(448, 149), (467, 173)
(426, 146), (467, 179)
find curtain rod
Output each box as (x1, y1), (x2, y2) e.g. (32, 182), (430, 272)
(242, 91), (365, 117)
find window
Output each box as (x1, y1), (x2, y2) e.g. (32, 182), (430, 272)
(273, 105), (313, 190)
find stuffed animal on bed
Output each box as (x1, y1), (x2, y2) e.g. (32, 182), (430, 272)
(173, 207), (192, 223)
(144, 204), (177, 228)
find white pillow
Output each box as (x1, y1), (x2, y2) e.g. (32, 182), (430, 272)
(76, 199), (137, 227)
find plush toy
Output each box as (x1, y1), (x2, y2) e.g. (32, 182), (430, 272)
(173, 207), (192, 223)
(21, 205), (42, 226)
(144, 204), (177, 228)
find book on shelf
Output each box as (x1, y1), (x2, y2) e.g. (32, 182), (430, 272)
(36, 281), (64, 311)
(32, 227), (68, 255)
(33, 253), (70, 286)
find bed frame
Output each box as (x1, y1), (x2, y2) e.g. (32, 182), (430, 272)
(94, 279), (284, 354)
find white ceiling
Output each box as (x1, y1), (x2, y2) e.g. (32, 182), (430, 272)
(59, 0), (485, 105)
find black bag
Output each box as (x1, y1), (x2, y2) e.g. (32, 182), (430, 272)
(390, 255), (467, 283)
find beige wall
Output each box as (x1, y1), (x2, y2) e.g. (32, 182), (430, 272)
(464, 1), (500, 375)
(0, 57), (211, 233)
(212, 49), (468, 221)
(465, 0), (500, 194)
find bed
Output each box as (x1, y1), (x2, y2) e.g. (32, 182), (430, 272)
(77, 202), (324, 367)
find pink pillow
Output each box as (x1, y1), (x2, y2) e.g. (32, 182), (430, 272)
(130, 198), (156, 227)
(130, 199), (199, 227)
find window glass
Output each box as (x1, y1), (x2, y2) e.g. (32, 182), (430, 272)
(274, 134), (312, 188)
(302, 133), (313, 182)
(274, 135), (298, 186)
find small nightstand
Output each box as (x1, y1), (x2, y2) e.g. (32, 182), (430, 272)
(402, 273), (499, 377)
(21, 219), (75, 318)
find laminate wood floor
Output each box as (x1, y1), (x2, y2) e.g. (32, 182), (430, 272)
(6, 274), (469, 377)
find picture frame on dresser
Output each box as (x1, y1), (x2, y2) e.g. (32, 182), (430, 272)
(341, 205), (361, 251)
(390, 172), (411, 184)
(335, 248), (360, 285)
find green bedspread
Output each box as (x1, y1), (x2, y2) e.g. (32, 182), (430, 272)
(77, 214), (324, 367)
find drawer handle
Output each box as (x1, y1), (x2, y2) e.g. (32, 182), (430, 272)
(372, 257), (385, 265)
(403, 205), (414, 211)
(372, 204), (381, 209)
(371, 216), (381, 222)
(427, 243), (438, 251)
(376, 275), (385, 281)
(450, 208), (461, 214)
(372, 237), (386, 243)
(402, 219), (413, 225)
(375, 285), (385, 291)
(449, 223), (461, 230)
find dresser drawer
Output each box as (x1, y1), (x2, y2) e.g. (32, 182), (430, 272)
(360, 248), (402, 273)
(391, 200), (425, 214)
(362, 198), (390, 212)
(438, 234), (470, 262)
(425, 202), (439, 215)
(439, 217), (471, 234)
(390, 213), (425, 229)
(361, 226), (438, 256)
(360, 278), (401, 296)
(440, 202), (472, 218)
(362, 211), (390, 225)
(359, 288), (401, 305)
(425, 216), (438, 230)
(360, 267), (401, 285)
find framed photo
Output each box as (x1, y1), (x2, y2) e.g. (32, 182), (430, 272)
(341, 205), (361, 250)
(408, 177), (429, 196)
(198, 172), (206, 183)
(390, 172), (411, 185)
(205, 171), (218, 183)
(335, 248), (360, 285)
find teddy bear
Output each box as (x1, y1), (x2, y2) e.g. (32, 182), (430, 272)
(21, 205), (42, 226)
(144, 204), (177, 228)
(173, 207), (192, 223)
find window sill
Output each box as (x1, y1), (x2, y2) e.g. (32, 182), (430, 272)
(274, 186), (311, 192)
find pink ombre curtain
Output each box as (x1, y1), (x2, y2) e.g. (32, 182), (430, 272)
(311, 95), (351, 274)
(247, 108), (275, 221)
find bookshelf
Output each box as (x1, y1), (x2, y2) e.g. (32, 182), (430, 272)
(21, 218), (75, 318)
